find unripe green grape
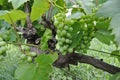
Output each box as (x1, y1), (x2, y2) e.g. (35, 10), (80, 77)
(83, 36), (88, 40)
(61, 30), (67, 36)
(57, 17), (63, 22)
(63, 45), (68, 50)
(56, 43), (60, 50)
(54, 20), (59, 26)
(65, 18), (74, 25)
(68, 48), (73, 53)
(81, 44), (85, 49)
(27, 56), (32, 62)
(21, 45), (30, 51)
(1, 47), (6, 52)
(79, 19), (85, 23)
(90, 31), (95, 37)
(21, 54), (26, 59)
(66, 33), (72, 38)
(65, 39), (70, 43)
(29, 52), (37, 57)
(57, 29), (61, 34)
(0, 37), (3, 41)
(60, 48), (64, 53)
(64, 26), (69, 30)
(0, 50), (3, 54)
(68, 27), (73, 32)
(0, 41), (6, 46)
(61, 38), (66, 42)
(58, 23), (64, 29)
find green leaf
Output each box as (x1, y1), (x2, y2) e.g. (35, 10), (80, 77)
(40, 29), (52, 50)
(0, 10), (27, 24)
(97, 0), (120, 17)
(69, 22), (82, 48)
(30, 0), (50, 22)
(0, 0), (4, 5)
(110, 14), (120, 46)
(96, 20), (109, 30)
(95, 30), (114, 45)
(9, 0), (29, 9)
(110, 72), (120, 80)
(55, 0), (66, 9)
(111, 50), (120, 61)
(15, 54), (57, 80)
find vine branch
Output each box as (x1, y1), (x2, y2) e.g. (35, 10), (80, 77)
(53, 53), (120, 74)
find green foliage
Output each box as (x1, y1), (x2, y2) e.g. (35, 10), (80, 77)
(9, 0), (29, 9)
(97, 0), (120, 46)
(0, 0), (119, 80)
(30, 0), (50, 22)
(110, 72), (120, 80)
(15, 53), (58, 80)
(111, 50), (120, 61)
(0, 10), (27, 24)
(0, 43), (22, 80)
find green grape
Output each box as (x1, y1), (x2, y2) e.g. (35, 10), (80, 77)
(63, 45), (68, 50)
(68, 27), (73, 32)
(0, 41), (6, 46)
(64, 26), (69, 30)
(27, 56), (32, 62)
(21, 45), (30, 51)
(81, 44), (86, 49)
(0, 50), (3, 54)
(61, 30), (67, 36)
(65, 18), (74, 25)
(54, 20), (59, 26)
(89, 31), (95, 37)
(58, 23), (64, 29)
(66, 33), (72, 38)
(68, 48), (73, 53)
(57, 17), (63, 22)
(83, 36), (88, 40)
(79, 19), (85, 23)
(0, 47), (6, 52)
(29, 52), (37, 57)
(21, 54), (26, 59)
(65, 39), (71, 43)
(0, 37), (3, 41)
(61, 38), (66, 42)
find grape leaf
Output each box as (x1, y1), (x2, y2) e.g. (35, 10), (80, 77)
(97, 0), (120, 17)
(95, 30), (114, 45)
(69, 22), (82, 48)
(110, 14), (120, 46)
(0, 0), (4, 5)
(0, 10), (27, 24)
(55, 0), (66, 9)
(15, 54), (57, 80)
(110, 72), (120, 80)
(96, 0), (120, 46)
(9, 0), (29, 9)
(30, 0), (50, 22)
(111, 50), (120, 61)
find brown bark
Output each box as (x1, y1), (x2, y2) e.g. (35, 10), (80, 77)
(53, 53), (120, 74)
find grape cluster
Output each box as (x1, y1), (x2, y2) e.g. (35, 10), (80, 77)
(75, 15), (96, 53)
(54, 13), (74, 54)
(20, 45), (37, 62)
(0, 36), (37, 62)
(0, 37), (7, 55)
